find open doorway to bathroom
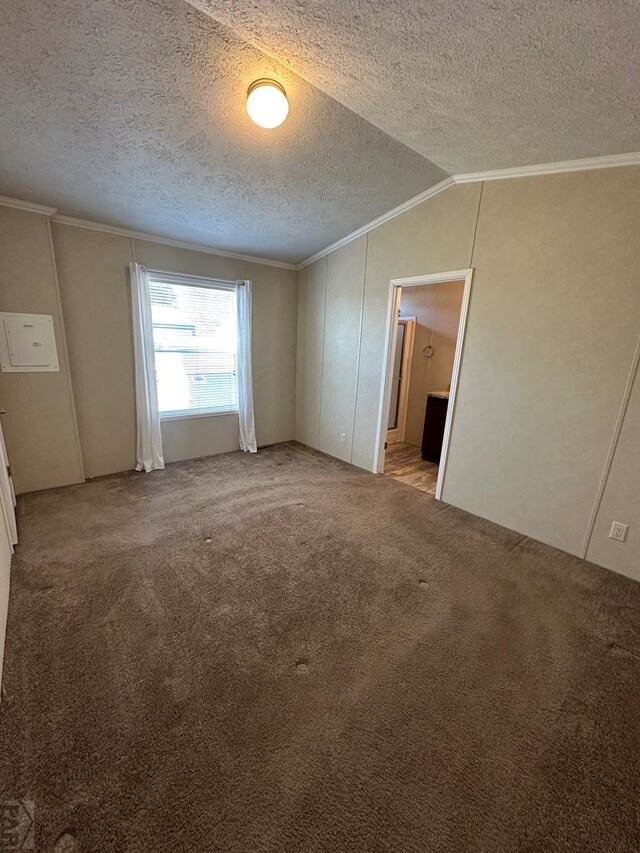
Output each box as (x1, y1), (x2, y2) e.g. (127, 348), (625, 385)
(377, 270), (473, 498)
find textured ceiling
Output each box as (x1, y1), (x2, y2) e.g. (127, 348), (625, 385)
(1, 1), (638, 264)
(191, 0), (640, 173)
(0, 0), (444, 263)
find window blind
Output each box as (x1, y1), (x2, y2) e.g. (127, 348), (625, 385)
(148, 276), (238, 418)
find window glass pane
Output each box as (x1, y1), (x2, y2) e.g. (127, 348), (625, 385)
(148, 278), (238, 417)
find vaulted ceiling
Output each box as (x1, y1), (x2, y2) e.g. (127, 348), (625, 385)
(1, 0), (638, 264)
(191, 0), (640, 173)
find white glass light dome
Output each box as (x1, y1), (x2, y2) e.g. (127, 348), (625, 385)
(246, 79), (289, 129)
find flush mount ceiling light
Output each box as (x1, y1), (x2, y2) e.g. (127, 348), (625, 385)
(246, 79), (289, 129)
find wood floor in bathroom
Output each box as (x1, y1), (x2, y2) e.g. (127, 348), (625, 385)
(383, 442), (439, 494)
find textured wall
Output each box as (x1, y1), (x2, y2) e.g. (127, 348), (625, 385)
(0, 208), (84, 493)
(295, 165), (640, 579)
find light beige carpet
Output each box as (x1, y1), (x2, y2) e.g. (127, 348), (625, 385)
(1, 442), (639, 852)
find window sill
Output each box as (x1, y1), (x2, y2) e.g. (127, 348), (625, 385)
(160, 410), (239, 423)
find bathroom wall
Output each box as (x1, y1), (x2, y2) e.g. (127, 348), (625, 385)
(399, 281), (464, 446)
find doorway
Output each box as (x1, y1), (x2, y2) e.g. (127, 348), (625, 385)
(376, 269), (474, 500)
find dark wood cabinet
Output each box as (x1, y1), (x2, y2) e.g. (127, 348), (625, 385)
(421, 394), (449, 463)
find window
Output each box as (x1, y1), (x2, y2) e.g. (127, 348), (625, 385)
(148, 273), (238, 419)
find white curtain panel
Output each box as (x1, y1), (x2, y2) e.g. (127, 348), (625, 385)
(236, 280), (257, 453)
(129, 263), (165, 472)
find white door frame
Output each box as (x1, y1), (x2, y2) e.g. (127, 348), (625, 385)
(374, 268), (474, 500)
(387, 316), (416, 444)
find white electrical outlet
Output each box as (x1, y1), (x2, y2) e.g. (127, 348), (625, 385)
(340, 432), (347, 445)
(609, 521), (629, 543)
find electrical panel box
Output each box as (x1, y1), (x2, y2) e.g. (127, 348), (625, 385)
(0, 313), (60, 372)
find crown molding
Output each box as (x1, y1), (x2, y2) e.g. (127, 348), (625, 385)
(3, 150), (639, 273)
(52, 215), (298, 270)
(297, 177), (456, 270)
(0, 195), (297, 269)
(453, 151), (640, 183)
(0, 195), (58, 216)
(296, 151), (640, 269)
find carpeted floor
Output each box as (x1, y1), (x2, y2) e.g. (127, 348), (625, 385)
(1, 442), (640, 852)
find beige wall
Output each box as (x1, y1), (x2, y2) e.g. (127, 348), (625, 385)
(2, 165), (639, 580)
(132, 239), (298, 466)
(445, 170), (640, 556)
(294, 238), (368, 461)
(0, 208), (84, 493)
(295, 185), (480, 463)
(352, 183), (482, 470)
(0, 207), (297, 490)
(318, 237), (367, 461)
(295, 256), (327, 449)
(295, 166), (640, 577)
(586, 358), (640, 581)
(399, 281), (464, 446)
(52, 227), (297, 478)
(52, 226), (137, 477)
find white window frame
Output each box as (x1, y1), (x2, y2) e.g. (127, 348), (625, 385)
(146, 269), (239, 422)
